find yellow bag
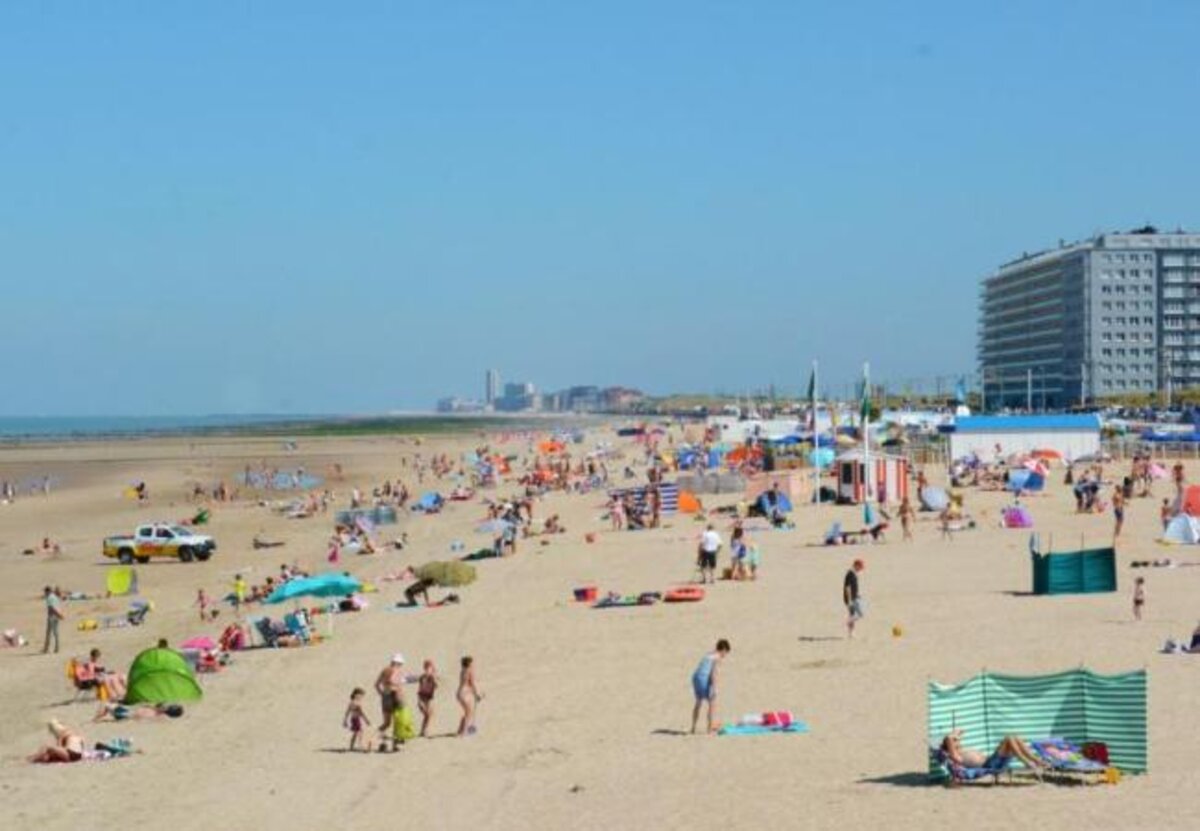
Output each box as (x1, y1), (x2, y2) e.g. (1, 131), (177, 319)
(392, 705), (416, 742)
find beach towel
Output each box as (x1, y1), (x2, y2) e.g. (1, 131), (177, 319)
(718, 722), (808, 736)
(1030, 738), (1107, 773)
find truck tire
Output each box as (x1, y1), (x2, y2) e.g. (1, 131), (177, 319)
(135, 556), (150, 565)
(178, 546), (194, 563)
(118, 549), (134, 565)
(196, 550), (212, 562)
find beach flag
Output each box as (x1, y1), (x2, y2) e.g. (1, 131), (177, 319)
(955, 377), (967, 405)
(859, 372), (871, 425)
(806, 364), (817, 429)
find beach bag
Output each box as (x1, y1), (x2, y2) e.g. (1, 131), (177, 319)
(392, 705), (416, 742)
(1082, 742), (1110, 765)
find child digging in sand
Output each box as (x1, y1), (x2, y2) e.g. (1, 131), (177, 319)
(456, 656), (483, 736)
(344, 688), (372, 752)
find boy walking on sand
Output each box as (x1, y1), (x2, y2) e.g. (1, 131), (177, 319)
(844, 560), (865, 638)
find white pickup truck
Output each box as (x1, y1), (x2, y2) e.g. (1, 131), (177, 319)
(102, 523), (216, 564)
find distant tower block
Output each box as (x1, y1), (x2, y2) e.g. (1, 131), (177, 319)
(486, 369), (500, 406)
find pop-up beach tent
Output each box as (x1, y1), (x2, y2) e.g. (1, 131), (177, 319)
(1002, 505), (1034, 529)
(1029, 536), (1116, 594)
(919, 487), (949, 512)
(124, 647), (203, 705)
(755, 490), (793, 515)
(105, 566), (138, 597)
(1162, 514), (1200, 544)
(1006, 469), (1045, 493)
(928, 668), (1147, 776)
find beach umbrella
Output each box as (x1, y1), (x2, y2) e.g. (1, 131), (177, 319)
(265, 572), (361, 605)
(1031, 448), (1062, 462)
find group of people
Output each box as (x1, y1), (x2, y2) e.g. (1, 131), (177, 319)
(348, 654), (483, 752)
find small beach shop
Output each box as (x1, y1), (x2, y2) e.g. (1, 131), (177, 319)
(834, 450), (909, 505)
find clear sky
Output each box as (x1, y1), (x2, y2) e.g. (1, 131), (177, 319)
(2, 1), (1198, 415)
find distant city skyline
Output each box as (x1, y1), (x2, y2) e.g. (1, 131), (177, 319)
(2, 4), (1198, 416)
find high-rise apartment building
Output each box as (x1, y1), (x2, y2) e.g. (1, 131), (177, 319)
(979, 228), (1200, 409)
(485, 369), (500, 407)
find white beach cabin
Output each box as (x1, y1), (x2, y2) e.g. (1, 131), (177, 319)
(835, 450), (909, 504)
(948, 415), (1102, 463)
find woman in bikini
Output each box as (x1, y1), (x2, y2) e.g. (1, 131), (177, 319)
(417, 660), (439, 737)
(456, 656), (483, 737)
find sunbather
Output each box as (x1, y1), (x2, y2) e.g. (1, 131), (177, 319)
(93, 702), (183, 722)
(28, 719), (86, 763)
(941, 730), (1046, 772)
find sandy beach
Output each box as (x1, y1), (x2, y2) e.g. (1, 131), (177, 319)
(2, 426), (1198, 831)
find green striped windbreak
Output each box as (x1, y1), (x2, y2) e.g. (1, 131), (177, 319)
(928, 669), (1147, 774)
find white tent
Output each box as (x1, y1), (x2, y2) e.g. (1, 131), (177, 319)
(1162, 514), (1200, 545)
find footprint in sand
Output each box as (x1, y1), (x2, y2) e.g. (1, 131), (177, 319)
(516, 747), (569, 769)
(791, 658), (849, 670)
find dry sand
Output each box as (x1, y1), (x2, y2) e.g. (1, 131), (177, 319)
(1, 428), (1198, 831)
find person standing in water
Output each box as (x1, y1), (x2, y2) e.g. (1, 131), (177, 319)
(690, 639), (731, 734)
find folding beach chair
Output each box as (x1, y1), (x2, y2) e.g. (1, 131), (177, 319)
(930, 745), (1016, 786)
(1030, 739), (1109, 783)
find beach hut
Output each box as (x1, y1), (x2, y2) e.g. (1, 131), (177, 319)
(743, 471), (809, 505)
(1029, 537), (1116, 594)
(124, 647), (203, 705)
(928, 668), (1147, 777)
(834, 450), (909, 505)
(948, 415), (1101, 464)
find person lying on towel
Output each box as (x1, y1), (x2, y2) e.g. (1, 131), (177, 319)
(941, 730), (1046, 772)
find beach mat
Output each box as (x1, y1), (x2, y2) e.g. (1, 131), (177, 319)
(718, 722), (809, 736)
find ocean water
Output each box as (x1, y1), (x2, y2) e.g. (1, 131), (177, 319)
(0, 415), (320, 439)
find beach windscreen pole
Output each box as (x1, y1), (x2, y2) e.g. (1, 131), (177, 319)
(809, 360), (820, 505)
(861, 361), (872, 520)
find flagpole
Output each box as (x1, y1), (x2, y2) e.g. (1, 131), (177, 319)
(813, 359), (820, 505)
(863, 361), (872, 511)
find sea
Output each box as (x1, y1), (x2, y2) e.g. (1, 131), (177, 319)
(0, 412), (584, 441)
(0, 415), (325, 440)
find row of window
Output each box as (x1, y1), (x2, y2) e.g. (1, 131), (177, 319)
(1100, 300), (1154, 311)
(1100, 331), (1152, 342)
(1097, 363), (1156, 375)
(1101, 253), (1156, 264)
(1099, 285), (1154, 294)
(1098, 269), (1153, 280)
(1100, 347), (1154, 358)
(1100, 317), (1154, 326)
(1099, 378), (1154, 390)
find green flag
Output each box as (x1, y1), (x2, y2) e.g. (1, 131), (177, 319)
(859, 374), (871, 423)
(806, 367), (816, 404)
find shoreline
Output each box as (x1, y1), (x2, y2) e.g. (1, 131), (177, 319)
(0, 412), (611, 448)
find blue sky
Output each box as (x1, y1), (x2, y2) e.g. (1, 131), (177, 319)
(2, 1), (1197, 414)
